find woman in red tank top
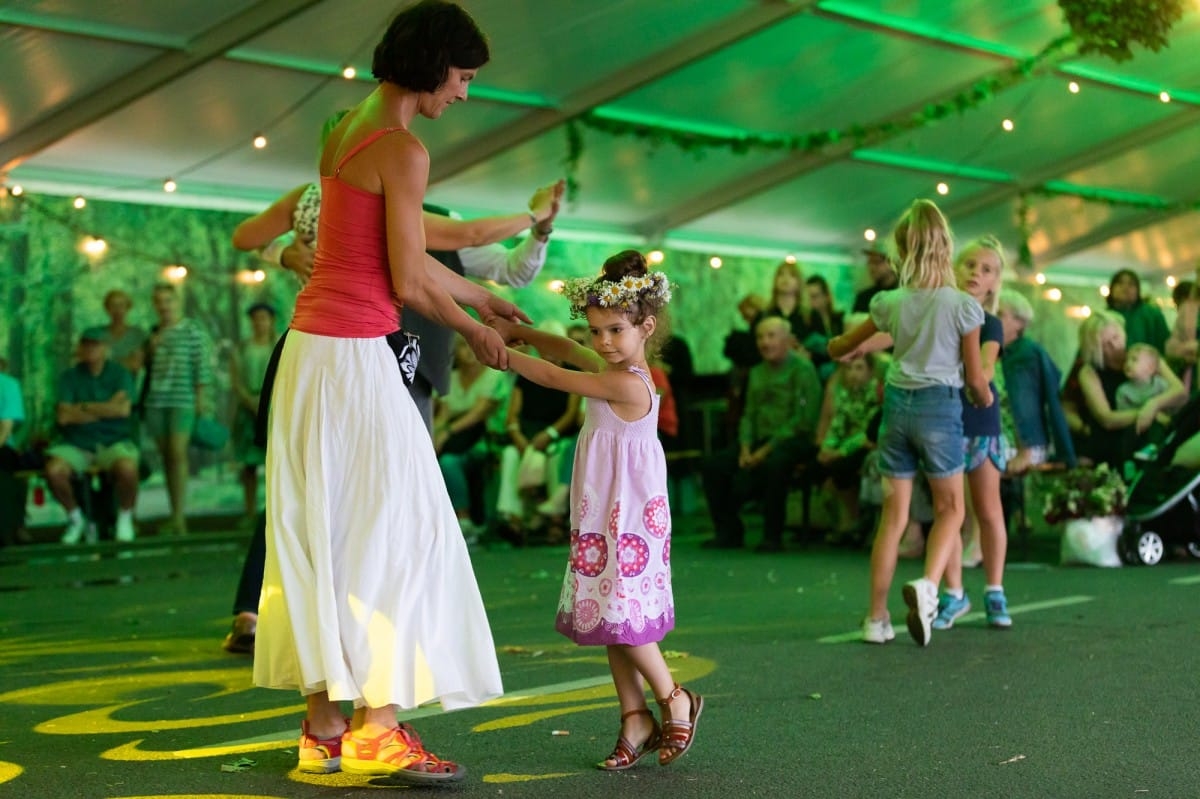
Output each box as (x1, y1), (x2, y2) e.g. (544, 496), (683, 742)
(254, 1), (528, 785)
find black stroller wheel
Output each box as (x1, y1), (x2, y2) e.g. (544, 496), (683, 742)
(1135, 530), (1165, 566)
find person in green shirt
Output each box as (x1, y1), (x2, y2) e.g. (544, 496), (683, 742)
(1107, 269), (1169, 354)
(46, 328), (140, 544)
(700, 316), (822, 552)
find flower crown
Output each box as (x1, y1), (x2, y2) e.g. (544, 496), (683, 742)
(561, 271), (673, 319)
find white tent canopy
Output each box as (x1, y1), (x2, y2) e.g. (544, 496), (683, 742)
(3, 0), (1198, 284)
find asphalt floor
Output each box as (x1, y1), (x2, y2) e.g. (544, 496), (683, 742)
(2, 511), (1198, 799)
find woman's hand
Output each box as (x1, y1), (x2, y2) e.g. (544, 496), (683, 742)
(489, 317), (528, 346)
(1135, 402), (1158, 435)
(528, 179), (565, 224)
(474, 293), (532, 328)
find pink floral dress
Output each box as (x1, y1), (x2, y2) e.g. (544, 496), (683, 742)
(555, 367), (674, 645)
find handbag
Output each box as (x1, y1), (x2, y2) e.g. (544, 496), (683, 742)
(516, 447), (548, 491)
(191, 415), (230, 451)
(385, 330), (421, 387)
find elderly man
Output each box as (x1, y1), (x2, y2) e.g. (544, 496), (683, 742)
(48, 328), (140, 544)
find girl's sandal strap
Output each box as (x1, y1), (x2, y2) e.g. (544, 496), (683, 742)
(655, 684), (704, 766)
(597, 708), (661, 771)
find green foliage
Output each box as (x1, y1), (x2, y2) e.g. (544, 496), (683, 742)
(1042, 463), (1128, 524)
(1059, 0), (1185, 62)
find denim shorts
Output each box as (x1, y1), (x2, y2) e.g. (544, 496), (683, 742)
(964, 434), (1007, 474)
(877, 385), (964, 479)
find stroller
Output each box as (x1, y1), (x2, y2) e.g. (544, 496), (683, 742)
(1120, 394), (1200, 566)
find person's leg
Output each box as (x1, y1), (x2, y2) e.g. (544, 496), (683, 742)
(868, 475), (912, 622)
(617, 643), (703, 765)
(758, 438), (808, 549)
(161, 430), (190, 532)
(599, 646), (660, 769)
(922, 474), (967, 586)
(700, 447), (746, 547)
(44, 455), (80, 513)
(240, 464), (257, 518)
(45, 447), (88, 543)
(969, 453), (1011, 627)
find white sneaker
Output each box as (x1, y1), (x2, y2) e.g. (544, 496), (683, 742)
(115, 516), (136, 543)
(902, 578), (938, 646)
(61, 516), (88, 545)
(862, 616), (896, 644)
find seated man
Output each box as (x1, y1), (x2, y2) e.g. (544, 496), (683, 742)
(701, 316), (822, 552)
(47, 328), (140, 544)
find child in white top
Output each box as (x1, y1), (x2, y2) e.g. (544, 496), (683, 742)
(829, 199), (991, 647)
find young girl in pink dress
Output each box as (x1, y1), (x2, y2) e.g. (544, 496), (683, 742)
(497, 250), (703, 771)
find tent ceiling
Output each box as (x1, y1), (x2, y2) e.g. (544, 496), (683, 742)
(3, 0), (1198, 284)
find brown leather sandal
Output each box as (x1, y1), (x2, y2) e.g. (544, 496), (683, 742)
(597, 707), (662, 771)
(656, 683), (703, 765)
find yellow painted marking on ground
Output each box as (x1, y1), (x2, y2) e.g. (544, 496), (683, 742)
(0, 761), (23, 784)
(114, 795), (286, 798)
(484, 772), (580, 783)
(817, 595), (1096, 643)
(473, 701), (617, 732)
(102, 737), (293, 762)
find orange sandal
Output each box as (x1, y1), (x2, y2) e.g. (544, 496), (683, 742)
(656, 683), (703, 765)
(598, 707), (662, 771)
(341, 724), (464, 784)
(297, 717), (349, 774)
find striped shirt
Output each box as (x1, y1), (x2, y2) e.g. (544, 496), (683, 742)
(144, 318), (213, 409)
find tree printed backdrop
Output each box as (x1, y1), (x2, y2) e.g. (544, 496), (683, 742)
(1, 189), (1102, 456)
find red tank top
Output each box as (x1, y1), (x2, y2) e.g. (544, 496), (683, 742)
(291, 128), (405, 338)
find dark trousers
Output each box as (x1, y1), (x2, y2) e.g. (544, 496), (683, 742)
(701, 435), (814, 546)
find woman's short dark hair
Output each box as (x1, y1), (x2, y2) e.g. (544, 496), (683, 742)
(372, 1), (490, 91)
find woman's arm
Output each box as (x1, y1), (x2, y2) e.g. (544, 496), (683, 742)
(1077, 363), (1137, 430)
(813, 372), (839, 446)
(380, 137), (512, 369)
(422, 181), (561, 250)
(231, 184), (308, 251)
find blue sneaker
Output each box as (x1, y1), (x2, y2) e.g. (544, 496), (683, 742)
(984, 589), (1012, 628)
(931, 592), (971, 630)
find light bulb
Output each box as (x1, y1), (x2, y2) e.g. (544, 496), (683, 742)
(709, 256), (722, 269)
(1159, 91), (1171, 103)
(647, 250), (664, 265)
(253, 134), (268, 149)
(864, 229), (876, 242)
(163, 178), (177, 193)
(1035, 273), (1047, 285)
(9, 184), (22, 197)
(1001, 118), (1014, 132)
(1068, 81), (1080, 94)
(342, 65), (357, 79)
(936, 182), (949, 196)
(73, 195), (86, 209)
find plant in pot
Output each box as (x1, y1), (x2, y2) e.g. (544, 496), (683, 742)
(1043, 463), (1128, 567)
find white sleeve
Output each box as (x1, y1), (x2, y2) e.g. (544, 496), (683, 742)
(458, 235), (548, 287)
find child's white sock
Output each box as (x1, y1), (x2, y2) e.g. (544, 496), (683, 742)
(67, 507), (83, 524)
(946, 587), (964, 600)
(985, 584), (1004, 593)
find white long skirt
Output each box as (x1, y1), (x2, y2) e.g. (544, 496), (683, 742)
(253, 331), (503, 711)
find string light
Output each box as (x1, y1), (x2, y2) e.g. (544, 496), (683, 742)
(1068, 81), (1080, 94)
(1159, 91), (1171, 103)
(864, 229), (876, 242)
(936, 182), (949, 196)
(647, 250), (664, 265)
(1166, 275), (1178, 288)
(1066, 305), (1092, 319)
(163, 264), (189, 282)
(81, 236), (107, 256)
(1099, 285), (1110, 297)
(709, 256), (722, 269)
(252, 133), (268, 149)
(73, 195), (86, 209)
(548, 279), (565, 293)
(784, 254), (797, 264)
(342, 65), (357, 79)
(1035, 273), (1047, 285)
(1044, 287), (1062, 302)
(9, 184), (22, 197)
(1001, 118), (1015, 132)
(237, 269), (267, 284)
(163, 178), (177, 193)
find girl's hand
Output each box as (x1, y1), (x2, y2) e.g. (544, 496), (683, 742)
(1007, 449), (1033, 475)
(465, 323), (509, 370)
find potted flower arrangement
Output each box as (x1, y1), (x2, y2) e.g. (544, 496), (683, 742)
(1043, 464), (1128, 567)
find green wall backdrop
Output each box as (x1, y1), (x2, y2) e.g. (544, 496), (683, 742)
(1, 190), (1132, 448)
